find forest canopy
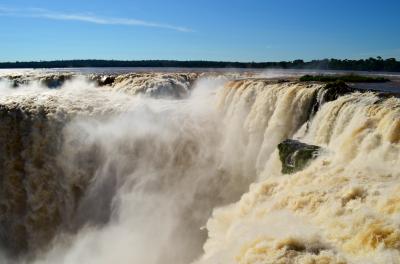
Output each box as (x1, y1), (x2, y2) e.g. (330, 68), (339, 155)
(1, 57), (399, 72)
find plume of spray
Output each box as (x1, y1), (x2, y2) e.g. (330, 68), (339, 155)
(0, 75), (253, 264)
(0, 76), (139, 260)
(20, 76), (319, 264)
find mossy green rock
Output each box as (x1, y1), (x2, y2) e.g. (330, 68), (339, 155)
(278, 139), (321, 174)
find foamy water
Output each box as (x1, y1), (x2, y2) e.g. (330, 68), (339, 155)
(0, 72), (400, 263)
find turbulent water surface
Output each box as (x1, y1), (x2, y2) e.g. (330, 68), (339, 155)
(0, 70), (400, 263)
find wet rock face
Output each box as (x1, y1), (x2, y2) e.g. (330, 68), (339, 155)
(87, 75), (116, 86)
(39, 75), (72, 88)
(321, 81), (356, 103)
(278, 139), (321, 174)
(99, 76), (115, 86)
(307, 81), (356, 120)
(0, 89), (134, 257)
(0, 104), (67, 255)
(1, 74), (75, 88)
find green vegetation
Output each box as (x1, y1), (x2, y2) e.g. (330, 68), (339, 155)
(278, 139), (321, 174)
(299, 74), (390, 83)
(0, 57), (399, 71)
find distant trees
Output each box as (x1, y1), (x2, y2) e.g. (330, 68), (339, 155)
(0, 57), (399, 72)
(299, 74), (389, 83)
(304, 57), (400, 72)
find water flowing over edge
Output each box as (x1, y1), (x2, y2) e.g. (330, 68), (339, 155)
(0, 72), (399, 264)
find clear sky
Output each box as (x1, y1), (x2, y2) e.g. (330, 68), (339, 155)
(0, 0), (399, 62)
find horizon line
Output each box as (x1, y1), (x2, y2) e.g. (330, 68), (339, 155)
(0, 57), (397, 64)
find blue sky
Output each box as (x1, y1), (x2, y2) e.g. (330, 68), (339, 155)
(0, 0), (399, 62)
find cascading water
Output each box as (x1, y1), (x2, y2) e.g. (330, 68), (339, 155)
(0, 72), (399, 264)
(199, 90), (400, 264)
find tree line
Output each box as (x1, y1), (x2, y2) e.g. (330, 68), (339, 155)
(0, 57), (399, 72)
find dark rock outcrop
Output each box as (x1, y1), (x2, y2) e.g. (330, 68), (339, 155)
(278, 139), (321, 174)
(307, 81), (356, 120)
(39, 75), (72, 88)
(89, 75), (116, 86)
(321, 81), (356, 102)
(1, 74), (74, 88)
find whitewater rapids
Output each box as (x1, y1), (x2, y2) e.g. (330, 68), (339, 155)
(0, 72), (400, 264)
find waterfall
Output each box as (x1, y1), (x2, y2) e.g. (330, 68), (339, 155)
(0, 72), (399, 264)
(199, 89), (400, 264)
